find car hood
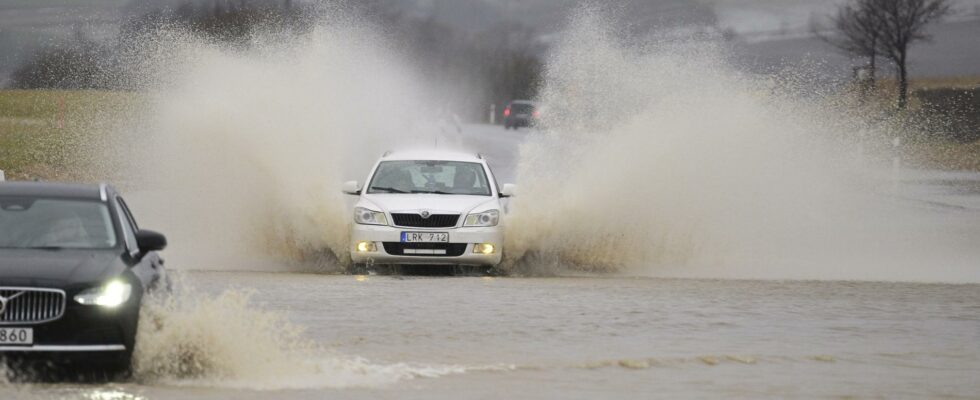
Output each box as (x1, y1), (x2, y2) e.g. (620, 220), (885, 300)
(0, 249), (125, 288)
(360, 194), (497, 215)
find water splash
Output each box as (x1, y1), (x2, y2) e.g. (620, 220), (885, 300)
(502, 9), (980, 282)
(133, 280), (510, 390)
(102, 7), (980, 282)
(110, 17), (442, 272)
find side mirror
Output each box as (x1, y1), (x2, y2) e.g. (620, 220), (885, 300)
(500, 183), (517, 198)
(342, 180), (361, 195)
(136, 229), (167, 253)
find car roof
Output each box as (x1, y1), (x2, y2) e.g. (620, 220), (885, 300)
(0, 181), (107, 200)
(509, 100), (534, 105)
(380, 149), (483, 163)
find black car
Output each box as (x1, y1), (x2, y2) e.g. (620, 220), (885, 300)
(503, 100), (539, 129)
(0, 182), (167, 374)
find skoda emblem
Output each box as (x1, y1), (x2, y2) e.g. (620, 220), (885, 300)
(420, 210), (431, 219)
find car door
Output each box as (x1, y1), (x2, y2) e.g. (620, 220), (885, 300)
(115, 196), (165, 292)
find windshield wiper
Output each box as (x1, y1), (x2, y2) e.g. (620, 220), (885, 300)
(411, 190), (453, 195)
(370, 187), (408, 193)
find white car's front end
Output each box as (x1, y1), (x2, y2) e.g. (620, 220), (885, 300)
(345, 151), (514, 269)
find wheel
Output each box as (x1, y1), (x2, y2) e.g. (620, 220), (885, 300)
(348, 263), (368, 275)
(370, 264), (400, 275)
(97, 351), (133, 379)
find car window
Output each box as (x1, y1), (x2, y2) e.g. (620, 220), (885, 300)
(0, 197), (117, 249)
(510, 103), (534, 113)
(368, 160), (492, 196)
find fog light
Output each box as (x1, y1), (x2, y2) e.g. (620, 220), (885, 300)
(474, 243), (496, 255)
(356, 241), (376, 252)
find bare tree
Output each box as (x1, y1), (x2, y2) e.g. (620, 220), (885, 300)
(823, 0), (950, 109)
(816, 0), (883, 90)
(868, 0), (950, 109)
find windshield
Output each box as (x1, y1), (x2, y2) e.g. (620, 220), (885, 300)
(368, 160), (492, 196)
(510, 103), (534, 113)
(0, 197), (118, 249)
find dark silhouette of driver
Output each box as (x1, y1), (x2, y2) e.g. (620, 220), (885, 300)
(453, 168), (477, 192)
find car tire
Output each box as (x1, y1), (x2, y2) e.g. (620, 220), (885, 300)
(71, 350), (132, 381)
(100, 351), (133, 378)
(348, 263), (368, 275)
(370, 264), (400, 275)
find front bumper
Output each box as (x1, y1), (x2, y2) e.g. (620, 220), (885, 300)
(350, 223), (503, 266)
(0, 300), (138, 355)
(0, 344), (125, 352)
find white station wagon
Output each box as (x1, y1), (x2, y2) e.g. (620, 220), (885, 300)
(343, 150), (515, 273)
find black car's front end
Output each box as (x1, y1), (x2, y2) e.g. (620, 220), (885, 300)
(0, 274), (143, 370)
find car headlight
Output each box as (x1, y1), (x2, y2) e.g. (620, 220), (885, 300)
(354, 207), (388, 226)
(464, 209), (499, 227)
(74, 280), (132, 307)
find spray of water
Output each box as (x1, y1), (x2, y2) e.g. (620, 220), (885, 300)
(502, 9), (980, 282)
(132, 278), (506, 389)
(108, 16), (458, 272)
(100, 6), (980, 282)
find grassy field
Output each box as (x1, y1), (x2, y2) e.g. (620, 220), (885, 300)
(904, 140), (980, 171)
(0, 88), (978, 182)
(0, 90), (138, 181)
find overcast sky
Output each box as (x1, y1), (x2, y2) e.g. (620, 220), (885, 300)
(1, 0), (979, 84)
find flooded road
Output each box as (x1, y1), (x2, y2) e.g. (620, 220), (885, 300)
(3, 272), (978, 399)
(5, 123), (979, 399)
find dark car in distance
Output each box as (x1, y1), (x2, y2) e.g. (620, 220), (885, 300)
(0, 182), (168, 375)
(503, 100), (539, 129)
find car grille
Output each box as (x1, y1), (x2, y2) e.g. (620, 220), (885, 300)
(383, 242), (467, 257)
(391, 213), (460, 228)
(0, 287), (66, 325)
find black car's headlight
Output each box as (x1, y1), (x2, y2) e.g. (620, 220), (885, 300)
(354, 207), (388, 226)
(74, 280), (132, 307)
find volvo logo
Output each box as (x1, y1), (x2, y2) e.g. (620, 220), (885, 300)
(0, 291), (24, 316)
(419, 210), (431, 219)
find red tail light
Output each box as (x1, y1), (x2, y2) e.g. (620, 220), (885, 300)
(532, 110), (540, 118)
(503, 107), (510, 117)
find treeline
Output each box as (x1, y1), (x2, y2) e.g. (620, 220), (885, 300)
(9, 0), (541, 121)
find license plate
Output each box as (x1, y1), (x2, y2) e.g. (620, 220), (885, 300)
(0, 327), (33, 345)
(401, 232), (449, 243)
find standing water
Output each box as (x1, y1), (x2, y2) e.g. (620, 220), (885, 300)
(4, 6), (978, 399)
